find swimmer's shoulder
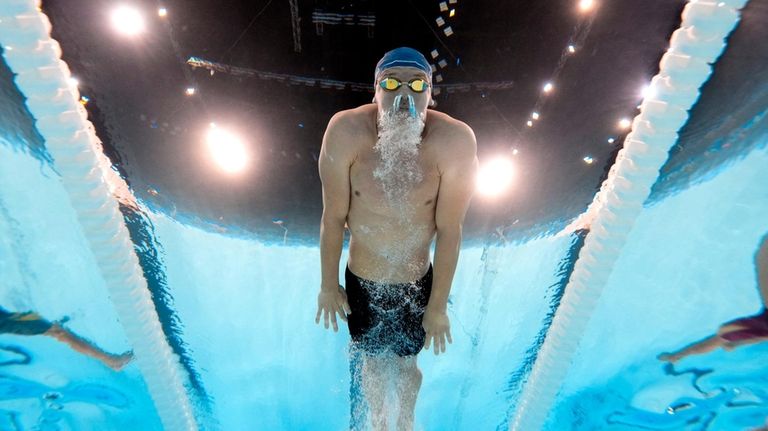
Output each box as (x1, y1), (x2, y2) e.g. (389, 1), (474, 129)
(426, 110), (476, 150)
(326, 105), (376, 135)
(322, 105), (375, 162)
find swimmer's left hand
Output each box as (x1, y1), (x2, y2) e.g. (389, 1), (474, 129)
(422, 308), (452, 355)
(316, 284), (351, 332)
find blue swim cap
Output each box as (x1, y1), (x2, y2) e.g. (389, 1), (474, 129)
(375, 47), (432, 82)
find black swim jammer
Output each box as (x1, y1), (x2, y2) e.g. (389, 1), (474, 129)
(345, 264), (433, 357)
(0, 307), (53, 336)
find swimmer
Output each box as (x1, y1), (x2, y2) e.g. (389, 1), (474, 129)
(0, 306), (133, 371)
(659, 233), (768, 363)
(315, 47), (478, 430)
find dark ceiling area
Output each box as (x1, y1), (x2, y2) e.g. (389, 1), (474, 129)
(37, 0), (766, 244)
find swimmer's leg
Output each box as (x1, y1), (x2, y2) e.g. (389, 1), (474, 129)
(361, 355), (390, 431)
(658, 334), (724, 363)
(45, 323), (133, 371)
(394, 356), (422, 431)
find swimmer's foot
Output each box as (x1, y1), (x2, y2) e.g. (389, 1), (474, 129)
(657, 352), (681, 364)
(106, 351), (134, 371)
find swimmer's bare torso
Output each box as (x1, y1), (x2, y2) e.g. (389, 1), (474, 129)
(334, 104), (458, 283)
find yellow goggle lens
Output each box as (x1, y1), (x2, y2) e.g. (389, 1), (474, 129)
(409, 79), (426, 92)
(381, 78), (400, 90)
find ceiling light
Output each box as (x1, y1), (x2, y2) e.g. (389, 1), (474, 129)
(111, 5), (146, 36)
(477, 157), (515, 197)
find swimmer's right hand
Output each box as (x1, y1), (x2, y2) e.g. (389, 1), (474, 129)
(316, 285), (352, 332)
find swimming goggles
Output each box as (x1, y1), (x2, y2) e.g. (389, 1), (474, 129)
(379, 77), (430, 93)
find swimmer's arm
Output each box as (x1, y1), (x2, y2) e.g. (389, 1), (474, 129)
(430, 124), (478, 311)
(319, 113), (355, 290)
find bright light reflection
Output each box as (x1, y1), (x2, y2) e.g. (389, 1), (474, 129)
(185, 87), (196, 95)
(579, 0), (595, 12)
(205, 125), (249, 173)
(583, 156), (594, 164)
(526, 120), (533, 127)
(158, 7), (168, 17)
(449, 9), (456, 17)
(532, 112), (540, 120)
(111, 5), (146, 36)
(568, 44), (576, 53)
(543, 82), (554, 93)
(608, 137), (615, 144)
(477, 157), (515, 197)
(618, 118), (631, 129)
(640, 84), (655, 99)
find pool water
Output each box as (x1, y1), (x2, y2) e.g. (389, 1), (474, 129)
(2, 99), (767, 430)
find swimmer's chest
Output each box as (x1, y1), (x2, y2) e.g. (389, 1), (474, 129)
(349, 144), (440, 213)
